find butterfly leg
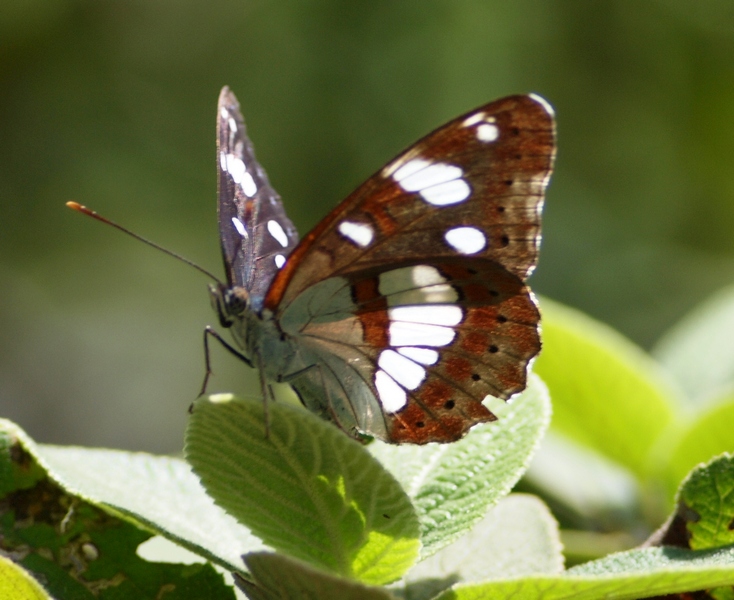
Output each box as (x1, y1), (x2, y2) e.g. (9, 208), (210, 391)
(199, 326), (253, 396)
(255, 353), (274, 440)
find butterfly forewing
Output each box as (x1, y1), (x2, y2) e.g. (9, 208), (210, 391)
(216, 87), (298, 307)
(266, 95), (553, 312)
(266, 94), (555, 443)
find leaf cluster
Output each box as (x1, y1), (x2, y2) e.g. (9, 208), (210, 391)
(3, 285), (734, 598)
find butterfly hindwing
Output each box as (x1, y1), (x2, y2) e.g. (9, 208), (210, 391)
(267, 95), (555, 443)
(279, 257), (541, 442)
(216, 87), (299, 307)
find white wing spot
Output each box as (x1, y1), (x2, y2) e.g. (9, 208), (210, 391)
(392, 158), (431, 183)
(398, 347), (439, 365)
(274, 254), (286, 269)
(389, 305), (463, 326)
(463, 112), (499, 142)
(419, 179), (471, 205)
(267, 220), (289, 247)
(477, 123), (499, 142)
(231, 217), (247, 238)
(378, 349), (425, 390)
(219, 107), (228, 119)
(378, 265), (459, 306)
(462, 112), (487, 127)
(444, 226), (487, 254)
(411, 265), (447, 287)
(397, 161), (461, 191)
(389, 321), (456, 347)
(393, 159), (470, 206)
(241, 172), (257, 197)
(337, 221), (374, 247)
(225, 154), (246, 184)
(380, 147), (423, 178)
(228, 117), (238, 132)
(219, 152), (227, 172)
(374, 370), (407, 413)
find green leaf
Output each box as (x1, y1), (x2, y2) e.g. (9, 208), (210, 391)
(642, 454), (734, 599)
(653, 283), (734, 404)
(0, 555), (52, 600)
(185, 395), (420, 585)
(370, 374), (551, 558)
(399, 494), (563, 600)
(35, 444), (264, 572)
(533, 297), (679, 477)
(677, 453), (734, 550)
(0, 420), (236, 600)
(0, 425), (47, 498)
(237, 552), (398, 600)
(656, 395), (734, 500)
(433, 545), (734, 599)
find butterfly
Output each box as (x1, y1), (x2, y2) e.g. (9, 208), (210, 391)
(209, 86), (555, 444)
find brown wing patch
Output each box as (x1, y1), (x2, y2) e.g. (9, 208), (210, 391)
(387, 376), (497, 444)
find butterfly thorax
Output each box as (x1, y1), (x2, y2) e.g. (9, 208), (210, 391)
(209, 282), (302, 380)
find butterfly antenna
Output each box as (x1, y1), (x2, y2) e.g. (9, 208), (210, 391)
(66, 202), (223, 284)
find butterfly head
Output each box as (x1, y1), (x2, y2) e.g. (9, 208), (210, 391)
(209, 283), (250, 329)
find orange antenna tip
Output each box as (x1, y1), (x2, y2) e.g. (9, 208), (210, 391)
(64, 201), (221, 283)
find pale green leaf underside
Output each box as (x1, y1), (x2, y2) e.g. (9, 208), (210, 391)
(653, 283), (734, 404)
(186, 395), (420, 585)
(399, 494), (563, 600)
(435, 545), (734, 599)
(34, 444), (263, 572)
(371, 374), (551, 558)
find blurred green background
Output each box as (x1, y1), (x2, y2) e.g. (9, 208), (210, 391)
(2, 1), (734, 453)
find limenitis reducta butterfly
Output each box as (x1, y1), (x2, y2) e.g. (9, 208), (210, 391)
(209, 86), (555, 444)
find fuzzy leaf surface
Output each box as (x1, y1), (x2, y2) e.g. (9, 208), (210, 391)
(0, 420), (236, 600)
(370, 374), (550, 558)
(677, 453), (734, 550)
(400, 494), (563, 600)
(36, 444), (264, 572)
(434, 545), (734, 599)
(186, 395), (420, 585)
